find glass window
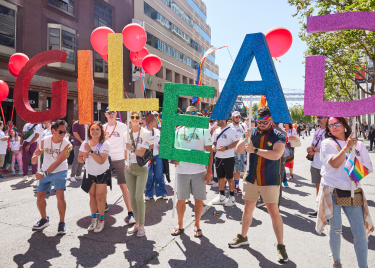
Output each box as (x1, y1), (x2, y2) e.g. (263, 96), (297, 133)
(48, 28), (60, 50)
(185, 0), (206, 22)
(160, 0), (211, 43)
(48, 0), (75, 15)
(94, 52), (108, 74)
(61, 30), (77, 64)
(94, 0), (112, 27)
(0, 4), (16, 49)
(146, 32), (218, 81)
(48, 25), (76, 65)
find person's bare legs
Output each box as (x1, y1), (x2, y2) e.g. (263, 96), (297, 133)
(96, 184), (107, 215)
(88, 183), (97, 214)
(234, 171), (240, 185)
(266, 203), (284, 244)
(289, 168), (293, 177)
(37, 191), (47, 219)
(241, 200), (257, 237)
(119, 184), (133, 212)
(218, 178), (226, 192)
(194, 199), (204, 236)
(228, 179), (235, 192)
(315, 183), (320, 197)
(171, 200), (186, 234)
(55, 189), (66, 223)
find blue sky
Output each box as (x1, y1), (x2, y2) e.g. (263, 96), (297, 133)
(204, 0), (307, 106)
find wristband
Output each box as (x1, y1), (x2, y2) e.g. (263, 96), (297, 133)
(206, 169), (212, 174)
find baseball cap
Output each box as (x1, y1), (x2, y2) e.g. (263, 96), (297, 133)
(232, 111), (241, 117)
(105, 107), (116, 113)
(152, 111), (159, 115)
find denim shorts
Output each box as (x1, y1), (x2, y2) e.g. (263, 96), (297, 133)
(37, 170), (68, 194)
(234, 152), (246, 173)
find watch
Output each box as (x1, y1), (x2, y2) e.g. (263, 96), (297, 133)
(90, 150), (94, 154)
(43, 171), (49, 177)
(225, 146), (228, 150)
(254, 148), (259, 154)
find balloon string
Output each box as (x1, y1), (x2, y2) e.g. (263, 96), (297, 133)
(136, 53), (145, 99)
(123, 86), (129, 99)
(0, 105), (5, 127)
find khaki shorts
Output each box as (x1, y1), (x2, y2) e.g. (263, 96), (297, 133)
(0, 154), (5, 168)
(243, 181), (280, 203)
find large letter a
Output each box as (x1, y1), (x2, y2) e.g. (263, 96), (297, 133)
(211, 33), (292, 123)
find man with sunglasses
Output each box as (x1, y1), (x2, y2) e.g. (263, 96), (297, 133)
(211, 118), (240, 207)
(306, 116), (327, 218)
(31, 120), (72, 234)
(103, 107), (135, 224)
(228, 107), (289, 263)
(229, 111), (247, 195)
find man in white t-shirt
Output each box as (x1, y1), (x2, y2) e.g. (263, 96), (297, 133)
(211, 119), (240, 207)
(0, 121), (9, 179)
(31, 120), (72, 234)
(229, 111), (247, 195)
(171, 106), (213, 237)
(21, 122), (41, 181)
(103, 107), (135, 224)
(306, 116), (327, 218)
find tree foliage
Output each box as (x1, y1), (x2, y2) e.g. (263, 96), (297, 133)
(289, 104), (314, 123)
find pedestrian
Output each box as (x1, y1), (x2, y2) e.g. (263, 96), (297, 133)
(31, 120), (72, 234)
(283, 123), (297, 180)
(368, 125), (375, 151)
(306, 116), (327, 218)
(21, 122), (40, 181)
(70, 120), (86, 182)
(228, 106), (289, 263)
(124, 111), (150, 237)
(317, 117), (373, 268)
(229, 111), (247, 195)
(209, 118), (219, 188)
(0, 121), (9, 179)
(144, 114), (168, 200)
(211, 119), (240, 207)
(297, 124), (301, 137)
(104, 107), (135, 223)
(43, 123), (52, 138)
(9, 129), (23, 175)
(171, 106), (213, 237)
(79, 122), (111, 233)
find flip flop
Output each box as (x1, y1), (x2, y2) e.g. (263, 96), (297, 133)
(171, 227), (184, 236)
(194, 229), (203, 238)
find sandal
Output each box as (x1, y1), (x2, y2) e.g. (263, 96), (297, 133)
(194, 229), (203, 238)
(171, 227), (184, 236)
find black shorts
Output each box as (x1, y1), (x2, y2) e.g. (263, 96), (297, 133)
(215, 157), (235, 180)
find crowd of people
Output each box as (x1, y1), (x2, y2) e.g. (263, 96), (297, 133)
(1, 106), (373, 267)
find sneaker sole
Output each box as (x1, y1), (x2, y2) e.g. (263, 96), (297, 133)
(94, 228), (104, 233)
(57, 231), (66, 235)
(256, 204), (266, 208)
(32, 222), (50, 230)
(128, 220), (136, 224)
(228, 241), (249, 248)
(277, 258), (289, 263)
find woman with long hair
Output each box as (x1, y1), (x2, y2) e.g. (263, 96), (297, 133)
(9, 129), (22, 175)
(78, 122), (111, 233)
(318, 117), (373, 268)
(124, 111), (150, 237)
(283, 123), (298, 180)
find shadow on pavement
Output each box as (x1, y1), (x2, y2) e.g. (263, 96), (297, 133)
(341, 225), (375, 251)
(76, 204), (123, 230)
(13, 231), (63, 268)
(145, 198), (173, 227)
(10, 180), (34, 190)
(280, 210), (325, 236)
(124, 239), (159, 267)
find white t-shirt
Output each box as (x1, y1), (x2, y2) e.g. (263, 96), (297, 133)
(213, 126), (240, 159)
(311, 128), (326, 169)
(175, 127), (213, 174)
(0, 130), (7, 154)
(148, 128), (160, 156)
(286, 128), (298, 140)
(103, 122), (128, 161)
(320, 139), (373, 190)
(10, 137), (21, 151)
(23, 123), (41, 143)
(43, 128), (52, 138)
(229, 123), (247, 153)
(124, 128), (150, 167)
(42, 136), (71, 174)
(79, 140), (110, 176)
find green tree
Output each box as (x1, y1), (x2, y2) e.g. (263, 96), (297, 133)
(289, 104), (314, 123)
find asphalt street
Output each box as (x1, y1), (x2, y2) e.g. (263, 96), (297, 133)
(1, 130), (375, 267)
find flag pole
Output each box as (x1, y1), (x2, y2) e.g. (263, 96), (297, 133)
(350, 116), (356, 198)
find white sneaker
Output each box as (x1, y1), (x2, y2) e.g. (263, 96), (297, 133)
(94, 220), (105, 233)
(225, 196), (236, 207)
(211, 182), (219, 188)
(23, 176), (29, 182)
(75, 175), (83, 180)
(128, 224), (139, 234)
(144, 196), (152, 201)
(128, 215), (136, 224)
(70, 177), (76, 182)
(162, 195), (168, 200)
(88, 218), (98, 231)
(211, 195), (227, 205)
(32, 174), (36, 180)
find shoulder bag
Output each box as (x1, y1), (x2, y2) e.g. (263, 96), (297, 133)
(135, 129), (153, 167)
(289, 130), (301, 147)
(22, 124), (37, 140)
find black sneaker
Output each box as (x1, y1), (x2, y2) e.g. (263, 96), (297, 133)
(277, 244), (289, 263)
(32, 216), (50, 230)
(57, 222), (66, 235)
(308, 211), (317, 218)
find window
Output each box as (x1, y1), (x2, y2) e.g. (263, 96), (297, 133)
(47, 23), (77, 71)
(185, 0), (206, 22)
(48, 0), (75, 15)
(0, 1), (16, 55)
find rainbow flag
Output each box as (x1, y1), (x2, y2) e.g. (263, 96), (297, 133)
(344, 154), (370, 185)
(253, 95), (268, 121)
(156, 115), (161, 125)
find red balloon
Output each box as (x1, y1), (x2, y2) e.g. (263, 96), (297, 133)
(90, 26), (115, 55)
(76, 79), (94, 89)
(265, 27), (293, 58)
(122, 23), (147, 52)
(142, 54), (162, 75)
(0, 80), (9, 101)
(8, 53), (29, 77)
(100, 54), (108, 62)
(130, 48), (149, 67)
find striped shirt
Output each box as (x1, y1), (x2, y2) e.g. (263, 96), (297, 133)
(246, 126), (286, 186)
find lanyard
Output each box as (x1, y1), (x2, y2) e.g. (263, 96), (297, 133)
(50, 138), (63, 159)
(130, 128), (141, 152)
(105, 122), (117, 138)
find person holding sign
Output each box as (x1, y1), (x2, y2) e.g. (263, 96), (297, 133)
(21, 122), (40, 181)
(31, 120), (72, 235)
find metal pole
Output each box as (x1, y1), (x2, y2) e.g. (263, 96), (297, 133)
(85, 124), (88, 178)
(127, 112), (130, 167)
(350, 116), (356, 198)
(247, 96), (253, 166)
(37, 124), (42, 174)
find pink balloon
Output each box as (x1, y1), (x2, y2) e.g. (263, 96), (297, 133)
(90, 27), (115, 55)
(100, 54), (108, 62)
(8, 53), (29, 77)
(265, 27), (293, 58)
(122, 23), (147, 52)
(0, 80), (9, 102)
(130, 48), (149, 67)
(77, 79), (94, 89)
(142, 54), (162, 75)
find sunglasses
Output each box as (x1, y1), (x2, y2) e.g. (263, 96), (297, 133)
(186, 111), (196, 115)
(106, 111), (117, 115)
(257, 120), (270, 125)
(234, 116), (241, 119)
(139, 123), (143, 125)
(317, 116), (324, 119)
(58, 130), (67, 135)
(131, 116), (140, 120)
(328, 122), (342, 128)
(90, 128), (100, 131)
